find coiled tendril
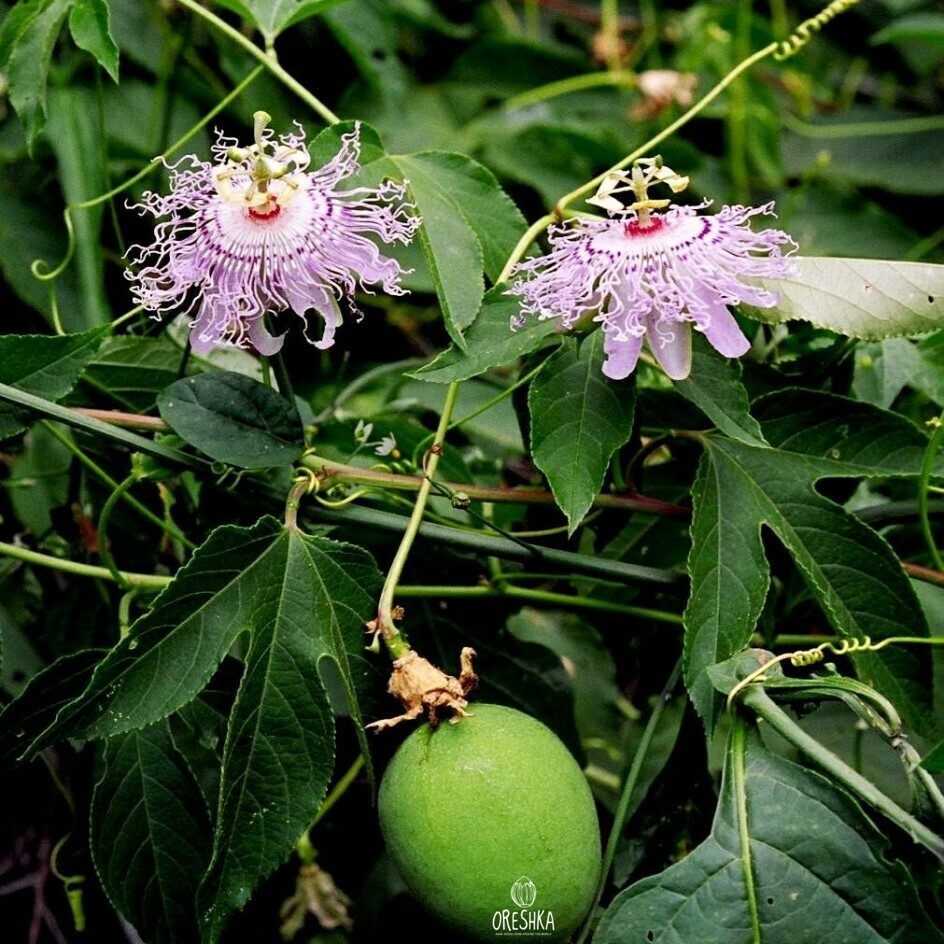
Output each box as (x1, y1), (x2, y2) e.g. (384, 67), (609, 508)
(774, 0), (864, 60)
(725, 635), (942, 711)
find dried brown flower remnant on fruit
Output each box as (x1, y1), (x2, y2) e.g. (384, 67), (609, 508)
(367, 647), (478, 731)
(279, 863), (353, 940)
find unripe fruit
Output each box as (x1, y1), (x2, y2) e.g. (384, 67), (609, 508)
(378, 704), (601, 942)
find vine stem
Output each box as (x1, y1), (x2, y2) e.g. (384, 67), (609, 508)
(41, 421), (198, 551)
(732, 717), (762, 944)
(0, 540), (171, 591)
(555, 42), (778, 213)
(300, 453), (689, 518)
(374, 382), (460, 656)
(918, 412), (944, 572)
(175, 0), (341, 125)
(396, 584), (683, 624)
(491, 40), (780, 280)
(575, 658), (682, 944)
(741, 686), (944, 862)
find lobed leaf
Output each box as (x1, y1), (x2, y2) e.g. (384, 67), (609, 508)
(91, 721), (212, 944)
(685, 392), (935, 735)
(197, 529), (381, 942)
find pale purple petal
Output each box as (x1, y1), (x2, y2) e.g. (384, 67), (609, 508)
(697, 300), (751, 358)
(647, 319), (692, 380)
(602, 330), (644, 380)
(508, 200), (796, 380)
(125, 122), (420, 356)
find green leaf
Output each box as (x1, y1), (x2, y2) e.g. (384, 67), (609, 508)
(376, 152), (526, 348)
(872, 11), (944, 48)
(0, 165), (84, 325)
(157, 372), (304, 468)
(752, 388), (943, 474)
(196, 528), (381, 943)
(82, 335), (188, 413)
(209, 0), (350, 42)
(595, 727), (944, 944)
(46, 87), (111, 329)
(91, 721), (212, 944)
(920, 738), (944, 774)
(508, 609), (621, 741)
(7, 518), (381, 942)
(411, 285), (561, 383)
(748, 257), (944, 340)
(685, 393), (934, 735)
(675, 334), (766, 445)
(68, 0), (119, 81)
(2, 0), (70, 147)
(0, 327), (109, 440)
(0, 649), (106, 764)
(529, 333), (636, 533)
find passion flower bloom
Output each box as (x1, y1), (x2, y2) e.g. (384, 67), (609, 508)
(508, 163), (796, 380)
(125, 112), (419, 355)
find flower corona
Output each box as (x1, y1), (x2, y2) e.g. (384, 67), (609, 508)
(125, 112), (419, 355)
(508, 159), (796, 380)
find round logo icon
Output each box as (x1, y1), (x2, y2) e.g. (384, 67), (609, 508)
(510, 876), (537, 909)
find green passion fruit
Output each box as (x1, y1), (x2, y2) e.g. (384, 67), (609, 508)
(378, 703), (601, 942)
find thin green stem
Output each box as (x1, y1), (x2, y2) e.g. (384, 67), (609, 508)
(783, 112), (944, 139)
(556, 42), (778, 212)
(175, 0), (340, 125)
(742, 686), (944, 862)
(919, 413), (944, 572)
(906, 226), (944, 263)
(600, 0), (621, 72)
(637, 0), (661, 67)
(375, 382), (461, 655)
(0, 540), (171, 591)
(731, 717), (762, 944)
(497, 213), (556, 282)
(396, 583), (683, 624)
(447, 363), (546, 432)
(32, 67), (264, 284)
(576, 658), (682, 944)
(312, 755), (365, 827)
(0, 385), (204, 470)
(503, 71), (635, 111)
(41, 422), (198, 550)
(312, 505), (683, 588)
(97, 475), (138, 588)
(769, 0), (789, 37)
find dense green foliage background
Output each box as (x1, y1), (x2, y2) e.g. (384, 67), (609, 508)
(1, 1), (943, 942)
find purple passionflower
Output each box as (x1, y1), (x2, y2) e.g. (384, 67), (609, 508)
(508, 169), (796, 380)
(125, 112), (419, 355)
